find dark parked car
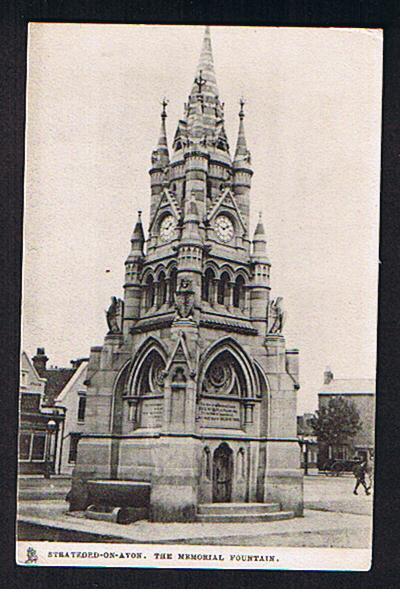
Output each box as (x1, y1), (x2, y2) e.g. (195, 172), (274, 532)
(322, 458), (360, 476)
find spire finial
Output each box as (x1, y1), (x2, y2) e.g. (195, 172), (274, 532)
(138, 210), (142, 220)
(258, 210), (262, 221)
(239, 97), (245, 119)
(161, 97), (169, 120)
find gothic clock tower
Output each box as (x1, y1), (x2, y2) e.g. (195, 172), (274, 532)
(72, 27), (303, 521)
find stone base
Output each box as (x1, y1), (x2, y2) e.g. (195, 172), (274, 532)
(149, 436), (199, 522)
(264, 470), (304, 517)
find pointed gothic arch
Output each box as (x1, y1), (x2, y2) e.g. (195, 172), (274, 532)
(168, 266), (178, 305)
(202, 267), (215, 303)
(128, 336), (169, 397)
(144, 273), (155, 308)
(157, 270), (167, 307)
(233, 274), (246, 310)
(217, 271), (230, 305)
(198, 337), (258, 399)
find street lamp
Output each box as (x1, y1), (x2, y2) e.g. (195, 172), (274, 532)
(44, 419), (57, 479)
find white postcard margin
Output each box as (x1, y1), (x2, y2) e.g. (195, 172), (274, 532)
(17, 541), (371, 571)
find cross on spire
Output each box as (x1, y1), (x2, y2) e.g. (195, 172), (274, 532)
(194, 70), (206, 93)
(161, 97), (169, 119)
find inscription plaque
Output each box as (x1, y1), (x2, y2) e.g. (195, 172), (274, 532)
(196, 399), (241, 429)
(140, 399), (163, 428)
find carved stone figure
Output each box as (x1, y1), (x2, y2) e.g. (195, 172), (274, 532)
(268, 297), (286, 334)
(174, 277), (195, 318)
(106, 296), (124, 334)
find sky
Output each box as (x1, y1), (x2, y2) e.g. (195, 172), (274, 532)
(23, 24), (382, 413)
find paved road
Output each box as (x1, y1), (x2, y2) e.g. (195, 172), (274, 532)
(304, 474), (373, 515)
(17, 475), (373, 548)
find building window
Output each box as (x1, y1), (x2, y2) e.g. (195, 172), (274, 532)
(157, 271), (167, 307)
(233, 275), (245, 309)
(77, 394), (86, 423)
(145, 274), (155, 308)
(19, 433), (31, 460)
(18, 432), (47, 461)
(20, 393), (41, 413)
(31, 434), (46, 460)
(202, 268), (215, 303)
(217, 272), (230, 305)
(169, 267), (177, 305)
(68, 433), (81, 464)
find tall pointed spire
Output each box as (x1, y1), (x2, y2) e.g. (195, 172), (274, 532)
(151, 98), (170, 168)
(130, 210), (145, 258)
(191, 26), (219, 98)
(252, 211), (269, 260)
(234, 98), (251, 166)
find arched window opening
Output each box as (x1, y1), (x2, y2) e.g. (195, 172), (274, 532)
(201, 351), (247, 398)
(217, 272), (230, 306)
(136, 350), (165, 396)
(145, 274), (155, 308)
(157, 271), (167, 307)
(169, 267), (177, 305)
(233, 275), (246, 310)
(202, 268), (215, 303)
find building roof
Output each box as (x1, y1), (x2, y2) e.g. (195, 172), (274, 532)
(39, 367), (77, 406)
(319, 378), (375, 396)
(20, 350), (47, 394)
(54, 360), (88, 404)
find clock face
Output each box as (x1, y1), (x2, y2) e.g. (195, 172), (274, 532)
(159, 215), (176, 241)
(215, 215), (234, 243)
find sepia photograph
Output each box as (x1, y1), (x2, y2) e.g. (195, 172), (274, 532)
(17, 23), (382, 571)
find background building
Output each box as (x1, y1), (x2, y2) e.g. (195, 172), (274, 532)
(317, 368), (375, 468)
(297, 413), (318, 474)
(54, 359), (88, 474)
(19, 347), (88, 476)
(19, 350), (64, 475)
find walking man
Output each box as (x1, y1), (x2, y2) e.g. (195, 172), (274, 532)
(353, 458), (371, 495)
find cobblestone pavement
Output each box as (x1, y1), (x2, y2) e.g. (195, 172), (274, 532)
(17, 475), (373, 547)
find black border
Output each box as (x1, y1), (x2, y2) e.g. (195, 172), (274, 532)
(2, 0), (400, 587)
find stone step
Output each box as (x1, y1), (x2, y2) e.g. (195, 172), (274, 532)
(18, 477), (71, 490)
(198, 502), (281, 515)
(196, 511), (294, 523)
(18, 484), (71, 501)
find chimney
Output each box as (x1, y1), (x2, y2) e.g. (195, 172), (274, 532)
(32, 347), (48, 374)
(70, 358), (88, 369)
(324, 366), (334, 384)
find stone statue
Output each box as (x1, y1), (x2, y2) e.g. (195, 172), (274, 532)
(174, 277), (195, 319)
(106, 296), (124, 334)
(268, 297), (286, 334)
(162, 166), (170, 185)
